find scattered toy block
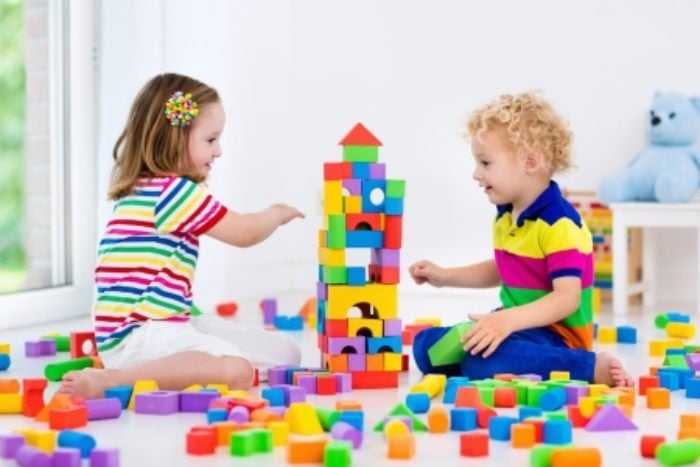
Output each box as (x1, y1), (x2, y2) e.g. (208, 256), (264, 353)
(69, 331), (97, 359)
(584, 404), (637, 431)
(324, 440), (352, 467)
(230, 428), (273, 456)
(127, 380), (159, 410)
(597, 326), (616, 343)
(135, 390), (179, 415)
(640, 435), (666, 458)
(405, 392), (430, 414)
(49, 405), (88, 430)
(647, 388), (671, 409)
(387, 434), (415, 460)
(655, 439), (700, 466)
(22, 378), (47, 417)
(216, 301), (238, 317)
(56, 429), (96, 458)
(511, 423), (536, 448)
(427, 406), (449, 433)
(550, 447), (602, 467)
(427, 321), (473, 366)
(0, 393), (22, 414)
(186, 427), (217, 455)
(285, 402), (324, 435)
(450, 407), (477, 432)
(460, 432), (489, 457)
(287, 436), (327, 464)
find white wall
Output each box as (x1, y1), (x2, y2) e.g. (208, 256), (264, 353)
(98, 0), (700, 313)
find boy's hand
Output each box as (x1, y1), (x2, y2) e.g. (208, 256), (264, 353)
(461, 312), (513, 358)
(271, 204), (305, 225)
(408, 260), (446, 287)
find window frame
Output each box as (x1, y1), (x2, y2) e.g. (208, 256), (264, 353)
(0, 1), (97, 329)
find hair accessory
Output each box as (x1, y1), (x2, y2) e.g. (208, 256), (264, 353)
(163, 91), (199, 128)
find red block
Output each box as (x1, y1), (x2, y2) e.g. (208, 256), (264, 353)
(401, 354), (409, 372)
(523, 419), (544, 443)
(460, 432), (489, 457)
(640, 435), (665, 458)
(638, 375), (660, 396)
(22, 378), (48, 417)
(566, 404), (590, 428)
(252, 368), (259, 387)
(346, 213), (381, 231)
(368, 265), (400, 284)
(49, 405), (88, 430)
(477, 407), (497, 429)
(228, 398), (268, 414)
(351, 371), (399, 389)
(187, 426), (217, 455)
(493, 387), (516, 408)
(326, 320), (349, 337)
(455, 387), (486, 409)
(69, 331), (97, 359)
(324, 162), (353, 180)
(316, 375), (337, 395)
(216, 302), (238, 317)
(384, 215), (403, 248)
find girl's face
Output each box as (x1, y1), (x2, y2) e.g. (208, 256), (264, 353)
(187, 102), (225, 176)
(471, 128), (528, 207)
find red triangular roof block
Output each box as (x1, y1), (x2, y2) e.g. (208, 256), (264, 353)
(339, 123), (383, 146)
(584, 404), (638, 431)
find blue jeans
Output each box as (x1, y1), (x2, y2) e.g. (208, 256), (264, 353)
(412, 325), (595, 382)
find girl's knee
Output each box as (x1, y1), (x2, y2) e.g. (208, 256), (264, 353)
(222, 357), (255, 390)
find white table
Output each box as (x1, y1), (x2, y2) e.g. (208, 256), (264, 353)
(611, 202), (700, 315)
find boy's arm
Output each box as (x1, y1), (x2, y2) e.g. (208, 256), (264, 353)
(205, 204), (304, 247)
(442, 259), (501, 288)
(462, 276), (581, 357)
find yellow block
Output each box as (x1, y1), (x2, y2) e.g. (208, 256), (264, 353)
(128, 380), (159, 410)
(0, 343), (10, 353)
(344, 196), (362, 214)
(226, 390), (250, 399)
(307, 312), (318, 329)
(666, 322), (696, 339)
(549, 371), (570, 381)
(327, 283), (397, 320)
(666, 338), (685, 349)
(183, 384), (203, 392)
(348, 318), (383, 338)
(318, 247), (346, 266)
(284, 402), (324, 435)
(206, 384), (229, 395)
(267, 421), (290, 446)
(649, 339), (667, 357)
(318, 229), (327, 248)
(384, 353), (403, 371)
(415, 318), (442, 326)
(324, 181), (343, 214)
(384, 419), (410, 438)
(34, 430), (56, 454)
(588, 384), (609, 398)
(0, 393), (22, 414)
(579, 396), (596, 417)
(410, 374), (446, 398)
(597, 326), (616, 344)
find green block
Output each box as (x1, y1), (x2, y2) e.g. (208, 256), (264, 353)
(44, 357), (95, 382)
(530, 445), (559, 467)
(373, 403), (428, 432)
(684, 344), (700, 353)
(327, 215), (346, 249)
(478, 387), (495, 408)
(385, 179), (406, 198)
(230, 429), (273, 456)
(190, 303), (203, 317)
(664, 354), (690, 369)
(41, 335), (70, 352)
(427, 321), (474, 366)
(322, 266), (348, 285)
(316, 407), (340, 432)
(526, 385), (547, 408)
(656, 439), (700, 466)
(342, 145), (379, 163)
(324, 440), (352, 467)
(655, 313), (669, 329)
(544, 411), (568, 421)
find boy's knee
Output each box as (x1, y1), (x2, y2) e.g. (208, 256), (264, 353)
(222, 357), (255, 390)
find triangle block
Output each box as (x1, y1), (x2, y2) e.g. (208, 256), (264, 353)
(338, 123), (383, 146)
(584, 404), (637, 431)
(373, 402), (428, 432)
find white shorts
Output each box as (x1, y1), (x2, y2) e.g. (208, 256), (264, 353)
(99, 314), (302, 376)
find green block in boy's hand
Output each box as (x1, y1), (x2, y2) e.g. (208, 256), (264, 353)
(427, 321), (474, 366)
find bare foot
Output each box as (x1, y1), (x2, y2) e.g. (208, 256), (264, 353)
(58, 368), (116, 399)
(594, 352), (634, 387)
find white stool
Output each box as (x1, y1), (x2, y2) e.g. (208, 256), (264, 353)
(611, 202), (700, 315)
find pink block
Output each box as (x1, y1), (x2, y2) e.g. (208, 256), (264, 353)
(334, 373), (352, 393)
(383, 319), (403, 337)
(348, 354), (366, 371)
(331, 421), (363, 449)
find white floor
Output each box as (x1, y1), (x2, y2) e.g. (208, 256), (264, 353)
(1, 294), (698, 466)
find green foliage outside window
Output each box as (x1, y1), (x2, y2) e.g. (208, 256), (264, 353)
(0, 0), (26, 293)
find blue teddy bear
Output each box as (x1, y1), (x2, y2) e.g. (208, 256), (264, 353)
(598, 92), (700, 203)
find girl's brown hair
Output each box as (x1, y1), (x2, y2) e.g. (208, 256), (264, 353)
(108, 73), (220, 200)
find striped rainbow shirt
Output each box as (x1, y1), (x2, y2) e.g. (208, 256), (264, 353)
(93, 176), (227, 353)
(493, 181), (594, 350)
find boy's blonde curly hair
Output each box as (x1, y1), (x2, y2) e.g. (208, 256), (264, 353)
(465, 92), (573, 174)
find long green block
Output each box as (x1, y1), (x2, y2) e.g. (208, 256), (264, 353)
(322, 266), (348, 284)
(327, 215), (346, 249)
(530, 445), (558, 467)
(427, 321), (474, 366)
(656, 439), (700, 466)
(230, 429), (273, 456)
(342, 145), (379, 163)
(478, 387), (494, 408)
(44, 357), (95, 382)
(664, 354), (690, 369)
(526, 385), (547, 407)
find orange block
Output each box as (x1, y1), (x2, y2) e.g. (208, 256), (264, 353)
(0, 379), (20, 394)
(335, 400), (362, 411)
(646, 388), (670, 409)
(213, 422), (239, 446)
(511, 423), (535, 448)
(454, 386), (485, 409)
(48, 405), (88, 430)
(680, 413), (700, 431)
(298, 297), (317, 322)
(427, 406), (449, 433)
(366, 354), (384, 372)
(35, 394), (74, 422)
(387, 434), (415, 459)
(287, 436), (327, 463)
(551, 447), (602, 467)
(326, 354), (348, 373)
(251, 409), (282, 424)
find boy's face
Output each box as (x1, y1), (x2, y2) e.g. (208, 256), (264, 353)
(188, 101), (225, 176)
(471, 128), (528, 207)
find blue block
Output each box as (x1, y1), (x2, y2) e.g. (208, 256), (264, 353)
(543, 419), (572, 445)
(346, 267), (366, 285)
(206, 408), (228, 424)
(658, 371), (680, 391)
(686, 378), (700, 399)
(666, 348), (686, 356)
(443, 377), (471, 404)
(451, 408), (478, 432)
(285, 367), (307, 385)
(317, 300), (326, 334)
(338, 410), (364, 431)
(367, 336), (402, 354)
(539, 388), (566, 412)
(57, 430), (96, 458)
(658, 368), (693, 390)
(384, 197), (404, 215)
(488, 416), (518, 440)
(405, 393), (430, 414)
(0, 353), (10, 371)
(104, 386), (133, 409)
(261, 388), (286, 407)
(667, 312), (691, 324)
(519, 407), (543, 422)
(274, 315), (304, 331)
(352, 162), (370, 180)
(346, 231), (383, 248)
(616, 325), (637, 344)
(361, 180), (386, 213)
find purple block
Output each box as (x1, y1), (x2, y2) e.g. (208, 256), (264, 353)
(134, 390), (179, 415)
(0, 433), (24, 459)
(343, 179), (362, 195)
(267, 367), (289, 386)
(24, 341), (44, 357)
(348, 354), (366, 371)
(278, 384), (306, 405)
(328, 337), (366, 355)
(563, 385), (589, 405)
(297, 375), (317, 394)
(39, 339), (57, 356)
(84, 398), (122, 420)
(516, 374), (542, 382)
(260, 298), (277, 326)
(316, 282), (327, 301)
(51, 448), (81, 467)
(686, 353), (700, 371)
(331, 421), (363, 449)
(228, 405), (249, 423)
(369, 163), (386, 180)
(89, 448), (119, 467)
(383, 319), (402, 337)
(14, 445), (50, 467)
(179, 391), (219, 413)
(371, 248), (400, 267)
(334, 373), (352, 393)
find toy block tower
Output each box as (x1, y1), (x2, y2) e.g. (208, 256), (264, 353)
(317, 123), (405, 389)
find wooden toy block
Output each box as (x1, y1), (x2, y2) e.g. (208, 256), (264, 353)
(69, 331), (97, 359)
(655, 439), (700, 466)
(324, 180), (343, 214)
(324, 162), (353, 180)
(511, 423), (536, 448)
(344, 145), (379, 164)
(345, 230), (383, 248)
(361, 180), (386, 213)
(0, 378), (20, 393)
(597, 326), (616, 343)
(326, 215), (346, 249)
(494, 387), (517, 408)
(346, 213), (382, 231)
(366, 354), (384, 371)
(384, 418), (411, 438)
(646, 387), (671, 409)
(551, 447), (602, 467)
(287, 436), (327, 464)
(285, 402), (324, 435)
(427, 406), (449, 433)
(186, 428), (217, 455)
(383, 215), (403, 248)
(584, 403), (637, 431)
(387, 434), (415, 460)
(0, 354), (9, 371)
(649, 339), (668, 357)
(411, 374), (446, 399)
(44, 356), (95, 382)
(427, 321), (473, 366)
(348, 318), (383, 338)
(384, 197), (403, 215)
(324, 440), (352, 467)
(0, 393), (22, 414)
(135, 390), (179, 415)
(322, 265), (348, 284)
(488, 415), (518, 441)
(325, 319), (348, 337)
(460, 432), (489, 457)
(22, 378), (47, 417)
(216, 301), (238, 317)
(367, 336), (402, 354)
(326, 283), (397, 320)
(383, 353), (402, 371)
(666, 322), (696, 339)
(640, 434), (666, 458)
(49, 405), (88, 430)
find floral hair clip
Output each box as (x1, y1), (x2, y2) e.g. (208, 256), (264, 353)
(163, 91), (199, 128)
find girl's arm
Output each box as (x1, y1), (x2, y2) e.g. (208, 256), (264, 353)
(205, 204), (304, 247)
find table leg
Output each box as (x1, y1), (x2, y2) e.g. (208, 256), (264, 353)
(612, 219), (628, 315)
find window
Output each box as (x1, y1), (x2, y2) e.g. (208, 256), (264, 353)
(0, 0), (97, 329)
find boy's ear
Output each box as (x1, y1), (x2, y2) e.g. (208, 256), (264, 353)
(523, 150), (543, 173)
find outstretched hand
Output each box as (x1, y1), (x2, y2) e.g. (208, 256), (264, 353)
(461, 311), (512, 358)
(408, 260), (447, 287)
(271, 203), (305, 225)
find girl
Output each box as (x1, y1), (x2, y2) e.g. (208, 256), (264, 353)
(60, 73), (304, 398)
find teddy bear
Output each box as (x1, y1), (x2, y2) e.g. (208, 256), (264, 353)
(598, 92), (700, 204)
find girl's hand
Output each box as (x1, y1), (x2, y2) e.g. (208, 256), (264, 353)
(408, 260), (447, 287)
(461, 312), (512, 358)
(271, 204), (305, 225)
